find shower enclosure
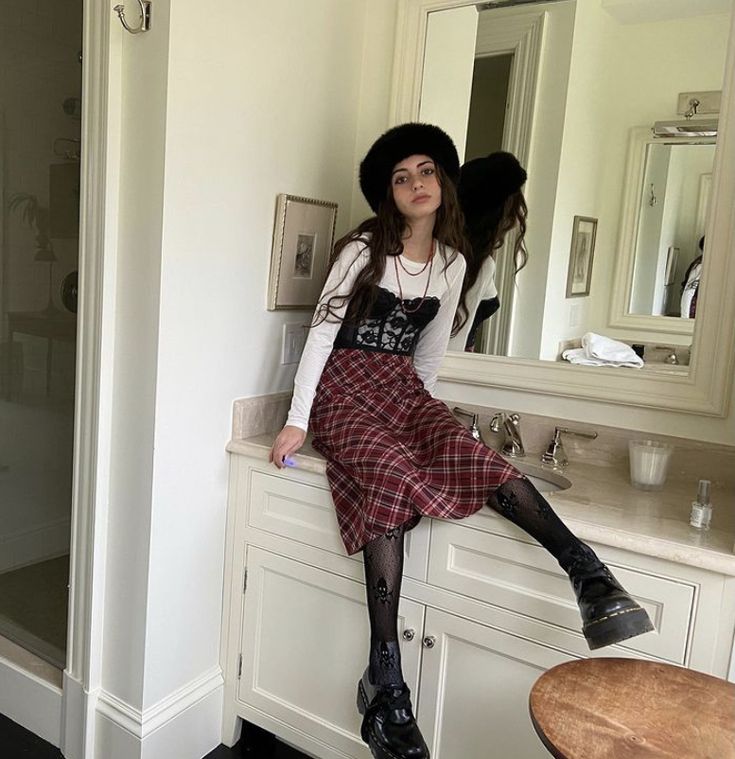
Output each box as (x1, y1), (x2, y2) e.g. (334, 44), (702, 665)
(0, 0), (83, 668)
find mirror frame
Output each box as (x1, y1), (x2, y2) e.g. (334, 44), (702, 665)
(391, 0), (735, 416)
(608, 127), (714, 337)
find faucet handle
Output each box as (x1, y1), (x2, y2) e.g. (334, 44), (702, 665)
(541, 426), (597, 469)
(557, 426), (598, 441)
(453, 407), (481, 442)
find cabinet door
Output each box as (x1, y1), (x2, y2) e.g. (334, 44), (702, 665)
(417, 608), (575, 759)
(238, 547), (425, 758)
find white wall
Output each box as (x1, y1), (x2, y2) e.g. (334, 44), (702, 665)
(630, 144), (671, 315)
(420, 6), (479, 161)
(101, 0), (171, 710)
(670, 146), (716, 290)
(98, 0), (399, 745)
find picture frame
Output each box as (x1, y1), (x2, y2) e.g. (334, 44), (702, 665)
(566, 215), (598, 298)
(267, 194), (338, 310)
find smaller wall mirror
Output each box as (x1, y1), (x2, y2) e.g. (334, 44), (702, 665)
(609, 129), (716, 336)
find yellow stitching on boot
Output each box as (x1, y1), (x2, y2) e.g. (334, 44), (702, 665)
(584, 607), (650, 629)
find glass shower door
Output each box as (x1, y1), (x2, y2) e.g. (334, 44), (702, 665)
(0, 0), (83, 668)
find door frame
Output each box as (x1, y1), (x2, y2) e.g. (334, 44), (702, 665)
(61, 1), (121, 756)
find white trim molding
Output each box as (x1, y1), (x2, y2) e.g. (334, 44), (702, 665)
(394, 0), (735, 417)
(0, 652), (62, 747)
(94, 668), (224, 759)
(63, 1), (122, 757)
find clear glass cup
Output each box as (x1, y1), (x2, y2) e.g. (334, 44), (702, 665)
(628, 440), (674, 491)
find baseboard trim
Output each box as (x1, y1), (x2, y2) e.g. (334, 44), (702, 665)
(93, 667), (224, 759)
(0, 646), (62, 747)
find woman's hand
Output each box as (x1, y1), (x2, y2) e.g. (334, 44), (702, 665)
(269, 425), (307, 469)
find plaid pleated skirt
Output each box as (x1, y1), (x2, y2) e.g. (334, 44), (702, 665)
(310, 348), (522, 555)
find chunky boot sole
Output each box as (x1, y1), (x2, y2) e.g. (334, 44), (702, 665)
(583, 605), (654, 650)
(356, 680), (395, 759)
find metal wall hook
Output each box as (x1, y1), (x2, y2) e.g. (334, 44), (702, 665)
(113, 1), (152, 34)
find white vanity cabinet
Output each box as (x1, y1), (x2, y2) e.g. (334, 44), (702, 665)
(220, 454), (735, 759)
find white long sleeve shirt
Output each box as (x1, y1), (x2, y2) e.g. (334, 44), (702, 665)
(286, 239), (466, 431)
(447, 256), (497, 352)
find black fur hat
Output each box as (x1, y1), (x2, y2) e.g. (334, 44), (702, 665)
(359, 123), (461, 213)
(458, 151), (527, 226)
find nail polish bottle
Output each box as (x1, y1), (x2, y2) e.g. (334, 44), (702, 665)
(689, 479), (712, 531)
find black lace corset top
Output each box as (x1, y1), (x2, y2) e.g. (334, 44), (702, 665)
(333, 286), (440, 355)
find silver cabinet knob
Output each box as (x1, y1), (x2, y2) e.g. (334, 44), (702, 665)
(423, 635), (436, 649)
(402, 628), (415, 642)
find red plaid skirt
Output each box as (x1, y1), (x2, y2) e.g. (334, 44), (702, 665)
(310, 348), (522, 555)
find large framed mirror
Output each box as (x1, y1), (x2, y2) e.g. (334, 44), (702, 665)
(390, 0), (735, 416)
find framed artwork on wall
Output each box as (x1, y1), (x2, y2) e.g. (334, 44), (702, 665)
(566, 215), (598, 298)
(267, 194), (338, 310)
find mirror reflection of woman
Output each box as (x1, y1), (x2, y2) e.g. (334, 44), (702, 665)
(449, 151), (528, 352)
(680, 235), (704, 319)
(269, 123), (653, 759)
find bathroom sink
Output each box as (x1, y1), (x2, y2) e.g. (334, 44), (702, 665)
(511, 460), (571, 493)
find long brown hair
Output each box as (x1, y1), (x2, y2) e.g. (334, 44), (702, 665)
(461, 190), (528, 306)
(314, 164), (469, 332)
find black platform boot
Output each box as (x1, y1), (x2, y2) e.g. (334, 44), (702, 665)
(356, 668), (429, 759)
(566, 550), (654, 650)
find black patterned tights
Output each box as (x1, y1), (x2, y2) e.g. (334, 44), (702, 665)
(486, 476), (598, 571)
(362, 525), (406, 687)
(361, 476), (598, 688)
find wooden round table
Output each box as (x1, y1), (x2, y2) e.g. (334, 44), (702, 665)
(529, 658), (735, 759)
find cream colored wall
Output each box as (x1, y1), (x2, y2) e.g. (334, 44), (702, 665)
(101, 0), (400, 725)
(420, 5), (478, 160)
(350, 0), (399, 227)
(538, 2), (731, 356)
(144, 0), (381, 710)
(669, 146), (716, 288)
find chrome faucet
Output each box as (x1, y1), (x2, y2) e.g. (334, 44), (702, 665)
(490, 412), (525, 458)
(541, 426), (598, 469)
(453, 407), (482, 443)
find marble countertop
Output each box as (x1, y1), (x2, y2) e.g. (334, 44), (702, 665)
(227, 434), (735, 577)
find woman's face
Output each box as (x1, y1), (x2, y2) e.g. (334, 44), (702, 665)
(391, 154), (442, 222)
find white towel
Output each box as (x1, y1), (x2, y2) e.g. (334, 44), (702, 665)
(562, 332), (644, 368)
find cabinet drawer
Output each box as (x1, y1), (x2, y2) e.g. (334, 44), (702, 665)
(247, 468), (431, 579)
(248, 469), (350, 557)
(428, 521), (695, 664)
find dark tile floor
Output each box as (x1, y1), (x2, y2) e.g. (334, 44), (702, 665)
(0, 713), (63, 758)
(0, 713), (309, 759)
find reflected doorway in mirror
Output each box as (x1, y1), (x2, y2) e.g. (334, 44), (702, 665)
(566, 216), (597, 298)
